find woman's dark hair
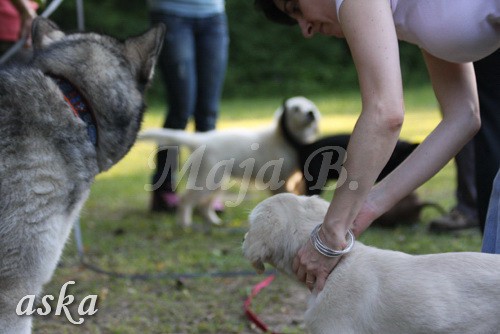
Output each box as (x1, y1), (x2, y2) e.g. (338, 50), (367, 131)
(254, 0), (297, 26)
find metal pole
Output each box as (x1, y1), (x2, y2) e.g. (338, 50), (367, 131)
(73, 0), (85, 259)
(75, 0), (85, 31)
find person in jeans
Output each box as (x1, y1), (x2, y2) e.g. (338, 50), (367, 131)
(148, 0), (229, 212)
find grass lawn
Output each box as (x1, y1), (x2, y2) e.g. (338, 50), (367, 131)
(33, 86), (483, 334)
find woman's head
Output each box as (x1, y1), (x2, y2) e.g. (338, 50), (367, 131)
(254, 0), (343, 38)
(254, 0), (297, 26)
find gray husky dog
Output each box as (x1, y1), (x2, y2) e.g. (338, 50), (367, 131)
(0, 18), (165, 333)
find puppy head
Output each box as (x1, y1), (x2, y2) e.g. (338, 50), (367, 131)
(242, 193), (329, 275)
(277, 96), (321, 145)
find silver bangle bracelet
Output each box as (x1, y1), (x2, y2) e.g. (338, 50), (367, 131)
(310, 224), (355, 258)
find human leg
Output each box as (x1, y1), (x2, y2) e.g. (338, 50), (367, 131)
(149, 13), (197, 210)
(192, 13), (229, 132)
(429, 132), (479, 232)
(454, 140), (478, 220)
(474, 49), (500, 232)
(190, 13), (229, 212)
(482, 169), (500, 254)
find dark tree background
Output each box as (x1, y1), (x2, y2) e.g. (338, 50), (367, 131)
(49, 0), (428, 99)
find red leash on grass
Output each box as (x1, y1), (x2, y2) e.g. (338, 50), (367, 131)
(244, 274), (282, 334)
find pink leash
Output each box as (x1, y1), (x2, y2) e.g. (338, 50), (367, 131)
(244, 274), (282, 334)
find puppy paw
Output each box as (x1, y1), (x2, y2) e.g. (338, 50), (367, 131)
(210, 216), (222, 226)
(177, 207), (193, 229)
(206, 209), (222, 226)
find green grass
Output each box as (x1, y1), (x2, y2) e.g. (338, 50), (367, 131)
(34, 86), (482, 334)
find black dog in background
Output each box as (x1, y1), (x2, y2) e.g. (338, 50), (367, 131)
(298, 134), (418, 196)
(279, 106), (419, 195)
(279, 101), (439, 226)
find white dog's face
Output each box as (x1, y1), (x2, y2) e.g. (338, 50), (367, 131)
(242, 193), (329, 275)
(277, 96), (321, 145)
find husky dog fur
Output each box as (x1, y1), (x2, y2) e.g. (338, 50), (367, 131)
(139, 96), (320, 228)
(243, 193), (500, 334)
(0, 18), (165, 333)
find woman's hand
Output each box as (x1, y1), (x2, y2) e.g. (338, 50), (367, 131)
(19, 10), (36, 47)
(293, 223), (351, 292)
(293, 196), (380, 292)
(12, 0), (37, 47)
(351, 195), (381, 236)
(293, 240), (342, 292)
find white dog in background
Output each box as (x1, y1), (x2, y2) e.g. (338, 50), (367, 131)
(243, 193), (500, 334)
(139, 97), (320, 228)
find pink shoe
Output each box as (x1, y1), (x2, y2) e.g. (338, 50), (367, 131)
(212, 198), (225, 214)
(151, 192), (180, 213)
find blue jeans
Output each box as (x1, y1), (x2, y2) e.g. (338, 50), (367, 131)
(150, 12), (229, 192)
(482, 169), (500, 254)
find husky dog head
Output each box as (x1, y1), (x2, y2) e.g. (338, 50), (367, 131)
(31, 18), (165, 171)
(276, 96), (321, 147)
(242, 193), (329, 275)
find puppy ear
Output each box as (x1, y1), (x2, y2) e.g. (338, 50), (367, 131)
(282, 97), (289, 110)
(252, 260), (266, 274)
(32, 17), (65, 50)
(274, 97), (289, 120)
(125, 23), (166, 87)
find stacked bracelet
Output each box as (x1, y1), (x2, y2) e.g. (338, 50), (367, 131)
(310, 224), (355, 258)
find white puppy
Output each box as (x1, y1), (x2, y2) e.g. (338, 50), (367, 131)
(139, 97), (320, 228)
(243, 193), (500, 334)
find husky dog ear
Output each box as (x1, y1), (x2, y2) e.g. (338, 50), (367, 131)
(32, 17), (65, 50)
(125, 24), (166, 87)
